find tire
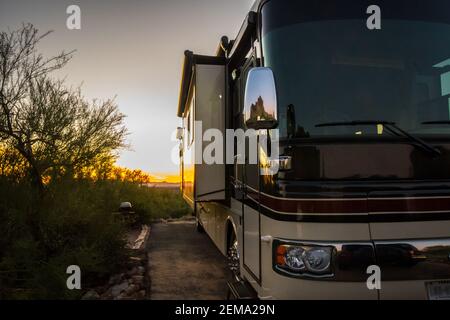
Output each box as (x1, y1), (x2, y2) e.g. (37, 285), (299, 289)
(196, 219), (205, 233)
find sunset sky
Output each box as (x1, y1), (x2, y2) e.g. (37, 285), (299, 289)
(0, 0), (254, 175)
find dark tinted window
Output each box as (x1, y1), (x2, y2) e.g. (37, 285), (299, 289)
(261, 0), (450, 138)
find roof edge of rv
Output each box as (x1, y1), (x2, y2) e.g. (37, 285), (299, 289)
(177, 50), (227, 117)
(177, 8), (258, 118)
(177, 50), (194, 118)
(227, 11), (257, 67)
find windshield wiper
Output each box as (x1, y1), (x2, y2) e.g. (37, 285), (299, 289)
(315, 120), (442, 157)
(422, 121), (450, 125)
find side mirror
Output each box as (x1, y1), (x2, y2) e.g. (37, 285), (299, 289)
(244, 67), (278, 130)
(176, 127), (183, 140)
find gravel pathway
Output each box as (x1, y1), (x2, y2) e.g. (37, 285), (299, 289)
(147, 221), (231, 300)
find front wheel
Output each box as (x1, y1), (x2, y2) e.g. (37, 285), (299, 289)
(196, 219), (205, 233)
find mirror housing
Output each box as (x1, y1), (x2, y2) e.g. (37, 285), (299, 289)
(244, 67), (278, 130)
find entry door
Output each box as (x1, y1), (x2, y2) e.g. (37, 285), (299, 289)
(239, 56), (261, 282)
(242, 136), (261, 282)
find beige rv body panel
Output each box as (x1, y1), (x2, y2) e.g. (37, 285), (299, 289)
(200, 201), (378, 299)
(198, 200), (450, 300)
(197, 201), (240, 256)
(249, 215), (376, 300)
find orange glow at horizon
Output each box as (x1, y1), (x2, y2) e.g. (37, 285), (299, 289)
(150, 173), (181, 184)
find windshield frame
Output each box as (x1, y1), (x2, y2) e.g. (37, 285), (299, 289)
(258, 0), (450, 36)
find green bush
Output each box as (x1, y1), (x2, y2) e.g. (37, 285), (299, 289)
(87, 179), (192, 223)
(0, 177), (189, 299)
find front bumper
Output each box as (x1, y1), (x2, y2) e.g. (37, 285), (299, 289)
(267, 238), (450, 299)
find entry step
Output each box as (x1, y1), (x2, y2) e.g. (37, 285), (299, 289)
(226, 279), (258, 300)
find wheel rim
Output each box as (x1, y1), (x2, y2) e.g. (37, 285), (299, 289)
(228, 239), (240, 276)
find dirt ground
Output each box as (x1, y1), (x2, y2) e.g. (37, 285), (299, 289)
(146, 220), (232, 300)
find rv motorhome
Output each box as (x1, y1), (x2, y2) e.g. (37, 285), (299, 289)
(177, 0), (450, 299)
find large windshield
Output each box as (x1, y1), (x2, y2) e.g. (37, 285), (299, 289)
(261, 0), (450, 139)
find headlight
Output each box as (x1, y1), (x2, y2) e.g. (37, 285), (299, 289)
(275, 242), (333, 276)
(285, 247), (306, 271)
(304, 247), (332, 273)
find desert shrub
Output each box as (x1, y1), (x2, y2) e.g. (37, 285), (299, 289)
(0, 24), (190, 299)
(0, 178), (124, 299)
(107, 182), (191, 222)
(79, 179), (191, 223)
(0, 176), (189, 299)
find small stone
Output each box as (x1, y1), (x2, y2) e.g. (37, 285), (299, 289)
(96, 285), (109, 295)
(125, 284), (138, 295)
(82, 290), (100, 300)
(135, 290), (146, 299)
(131, 275), (144, 284)
(100, 287), (112, 299)
(129, 256), (142, 263)
(111, 281), (128, 297)
(114, 293), (126, 300)
(137, 266), (145, 275)
(108, 273), (124, 285)
(127, 267), (139, 276)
